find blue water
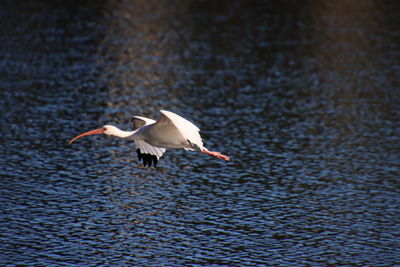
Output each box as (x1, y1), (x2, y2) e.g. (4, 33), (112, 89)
(1, 0), (399, 265)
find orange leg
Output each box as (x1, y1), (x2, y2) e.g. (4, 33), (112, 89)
(202, 149), (230, 161)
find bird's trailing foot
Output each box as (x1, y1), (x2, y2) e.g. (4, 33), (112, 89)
(202, 149), (230, 161)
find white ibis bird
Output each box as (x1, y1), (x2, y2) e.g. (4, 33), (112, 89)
(68, 110), (230, 167)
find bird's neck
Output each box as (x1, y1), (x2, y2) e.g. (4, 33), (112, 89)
(107, 126), (136, 139)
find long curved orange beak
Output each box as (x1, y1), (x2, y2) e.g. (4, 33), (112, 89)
(68, 128), (105, 144)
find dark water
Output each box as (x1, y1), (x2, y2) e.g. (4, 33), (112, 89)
(1, 0), (399, 265)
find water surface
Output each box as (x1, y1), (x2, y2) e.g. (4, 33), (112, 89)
(1, 0), (399, 265)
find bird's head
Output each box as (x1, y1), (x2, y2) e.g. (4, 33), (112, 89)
(68, 125), (119, 144)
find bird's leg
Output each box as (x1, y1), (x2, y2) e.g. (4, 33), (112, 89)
(187, 139), (230, 161)
(201, 149), (230, 161)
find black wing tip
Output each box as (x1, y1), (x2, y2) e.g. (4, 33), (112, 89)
(152, 156), (158, 167)
(136, 149), (158, 167)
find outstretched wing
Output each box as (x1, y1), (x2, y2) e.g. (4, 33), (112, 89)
(135, 140), (166, 167)
(131, 116), (156, 130)
(131, 115), (166, 167)
(156, 110), (204, 151)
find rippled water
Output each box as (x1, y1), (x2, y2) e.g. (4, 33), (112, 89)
(1, 0), (399, 265)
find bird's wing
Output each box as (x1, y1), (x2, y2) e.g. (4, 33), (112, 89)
(155, 110), (204, 150)
(131, 116), (156, 130)
(135, 139), (166, 167)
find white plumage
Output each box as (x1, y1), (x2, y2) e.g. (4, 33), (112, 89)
(68, 110), (230, 167)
